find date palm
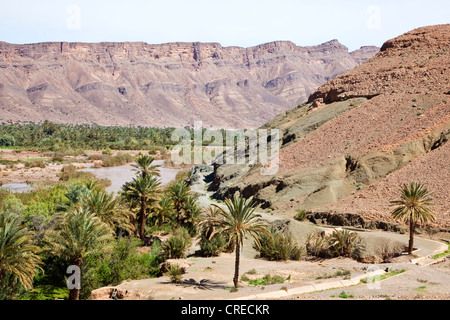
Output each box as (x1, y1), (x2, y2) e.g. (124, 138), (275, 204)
(390, 182), (435, 254)
(168, 182), (191, 227)
(122, 175), (161, 240)
(210, 195), (269, 288)
(155, 195), (174, 227)
(0, 211), (42, 295)
(44, 208), (112, 300)
(132, 154), (160, 178)
(81, 190), (133, 234)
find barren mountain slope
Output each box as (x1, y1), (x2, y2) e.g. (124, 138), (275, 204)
(0, 40), (377, 128)
(210, 25), (450, 228)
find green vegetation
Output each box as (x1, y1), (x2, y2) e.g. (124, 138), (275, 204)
(330, 291), (354, 299)
(164, 264), (184, 284)
(433, 243), (450, 259)
(241, 274), (288, 287)
(316, 270), (351, 280)
(294, 209), (307, 221)
(0, 121), (176, 151)
(306, 229), (364, 260)
(390, 182), (436, 254)
(253, 227), (305, 261)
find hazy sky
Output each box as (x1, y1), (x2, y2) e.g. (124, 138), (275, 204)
(0, 0), (448, 51)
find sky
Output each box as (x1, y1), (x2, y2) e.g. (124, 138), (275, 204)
(0, 0), (448, 51)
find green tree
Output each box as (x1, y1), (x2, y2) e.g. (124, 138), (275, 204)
(390, 182), (436, 254)
(132, 154), (161, 178)
(44, 208), (112, 300)
(209, 195), (269, 288)
(167, 182), (191, 227)
(122, 175), (161, 240)
(81, 189), (133, 234)
(0, 211), (42, 298)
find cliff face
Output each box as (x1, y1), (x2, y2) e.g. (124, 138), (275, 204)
(210, 25), (450, 228)
(0, 40), (377, 128)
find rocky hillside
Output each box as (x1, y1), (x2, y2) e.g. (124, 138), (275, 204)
(210, 25), (450, 228)
(0, 40), (377, 128)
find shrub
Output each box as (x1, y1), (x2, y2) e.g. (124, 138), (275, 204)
(306, 229), (364, 260)
(165, 264), (183, 284)
(199, 233), (227, 257)
(306, 231), (333, 258)
(255, 228), (305, 261)
(294, 209), (307, 221)
(161, 228), (191, 259)
(0, 135), (16, 147)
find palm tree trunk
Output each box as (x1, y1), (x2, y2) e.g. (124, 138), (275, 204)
(176, 204), (182, 227)
(233, 242), (240, 288)
(408, 219), (415, 255)
(140, 196), (147, 240)
(69, 258), (82, 300)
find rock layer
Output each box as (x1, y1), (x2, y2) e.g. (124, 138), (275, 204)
(0, 40), (377, 128)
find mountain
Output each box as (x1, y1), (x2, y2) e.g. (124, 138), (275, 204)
(0, 40), (377, 128)
(210, 25), (450, 229)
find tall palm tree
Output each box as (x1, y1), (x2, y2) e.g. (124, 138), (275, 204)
(390, 182), (436, 254)
(122, 175), (161, 240)
(209, 195), (269, 288)
(132, 154), (160, 178)
(0, 211), (42, 295)
(168, 182), (191, 227)
(44, 208), (112, 300)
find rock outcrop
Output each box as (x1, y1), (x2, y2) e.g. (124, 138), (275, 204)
(0, 40), (377, 128)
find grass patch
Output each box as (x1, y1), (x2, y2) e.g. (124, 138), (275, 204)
(20, 285), (69, 300)
(242, 274), (289, 287)
(316, 270), (351, 280)
(433, 243), (450, 259)
(331, 291), (354, 299)
(360, 269), (405, 284)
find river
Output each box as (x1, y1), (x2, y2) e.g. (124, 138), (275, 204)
(79, 160), (180, 193)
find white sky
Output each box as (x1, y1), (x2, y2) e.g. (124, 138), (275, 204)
(0, 0), (448, 51)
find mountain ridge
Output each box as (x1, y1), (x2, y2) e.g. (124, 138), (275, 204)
(0, 39), (378, 128)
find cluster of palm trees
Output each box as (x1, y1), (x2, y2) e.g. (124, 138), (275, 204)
(121, 154), (200, 240)
(0, 154), (437, 300)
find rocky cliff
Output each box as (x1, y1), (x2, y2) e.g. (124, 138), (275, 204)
(0, 40), (377, 128)
(210, 25), (450, 228)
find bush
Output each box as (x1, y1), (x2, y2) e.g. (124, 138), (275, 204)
(164, 264), (183, 284)
(162, 228), (191, 259)
(0, 135), (15, 147)
(254, 228), (305, 261)
(294, 209), (307, 221)
(199, 233), (228, 257)
(306, 229), (364, 260)
(306, 231), (333, 258)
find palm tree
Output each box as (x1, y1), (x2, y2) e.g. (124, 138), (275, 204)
(209, 195), (269, 288)
(155, 195), (174, 227)
(122, 175), (161, 240)
(0, 211), (42, 295)
(81, 189), (133, 234)
(44, 208), (112, 300)
(390, 182), (436, 254)
(132, 154), (160, 178)
(168, 182), (191, 227)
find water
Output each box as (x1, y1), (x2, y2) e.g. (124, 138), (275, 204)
(0, 183), (34, 193)
(79, 160), (180, 194)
